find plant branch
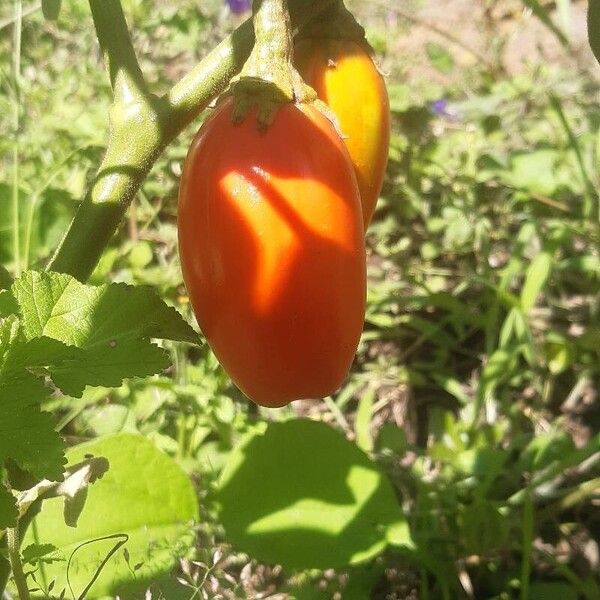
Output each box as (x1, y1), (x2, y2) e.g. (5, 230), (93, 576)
(549, 94), (599, 223)
(0, 535), (9, 599)
(0, 458), (111, 598)
(7, 527), (29, 600)
(89, 0), (146, 95)
(48, 0), (336, 282)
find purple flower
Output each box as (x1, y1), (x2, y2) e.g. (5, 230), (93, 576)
(430, 99), (448, 115)
(226, 0), (251, 14)
(430, 98), (460, 122)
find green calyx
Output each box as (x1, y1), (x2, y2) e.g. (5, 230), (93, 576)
(231, 0), (311, 129)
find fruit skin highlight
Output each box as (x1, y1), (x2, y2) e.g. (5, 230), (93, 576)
(295, 38), (391, 228)
(178, 99), (366, 407)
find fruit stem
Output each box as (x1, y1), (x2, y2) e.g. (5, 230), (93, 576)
(231, 0), (301, 128)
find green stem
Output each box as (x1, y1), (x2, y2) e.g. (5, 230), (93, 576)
(519, 492), (534, 600)
(47, 0), (336, 282)
(22, 193), (38, 272)
(7, 527), (30, 600)
(231, 0), (295, 126)
(549, 94), (598, 222)
(4, 498), (45, 597)
(0, 533), (9, 599)
(89, 0), (146, 95)
(11, 0), (22, 277)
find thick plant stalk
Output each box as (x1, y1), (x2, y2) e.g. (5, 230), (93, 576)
(48, 0), (337, 282)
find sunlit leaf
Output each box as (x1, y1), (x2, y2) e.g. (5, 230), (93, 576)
(12, 271), (198, 396)
(218, 420), (411, 570)
(521, 252), (552, 312)
(24, 434), (198, 599)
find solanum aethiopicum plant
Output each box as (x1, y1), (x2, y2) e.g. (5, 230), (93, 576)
(178, 0), (366, 408)
(295, 1), (390, 228)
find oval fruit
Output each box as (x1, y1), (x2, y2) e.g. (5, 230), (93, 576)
(178, 99), (366, 408)
(295, 38), (391, 228)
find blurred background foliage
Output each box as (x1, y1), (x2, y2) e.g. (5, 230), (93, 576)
(1, 0), (599, 598)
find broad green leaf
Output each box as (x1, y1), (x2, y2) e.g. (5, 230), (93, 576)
(521, 253), (552, 312)
(0, 290), (17, 317)
(0, 317), (67, 481)
(25, 434), (198, 600)
(589, 0), (600, 66)
(13, 271), (197, 344)
(12, 271), (198, 396)
(506, 149), (560, 196)
(0, 316), (67, 526)
(217, 420), (410, 570)
(21, 543), (62, 566)
(15, 457), (110, 530)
